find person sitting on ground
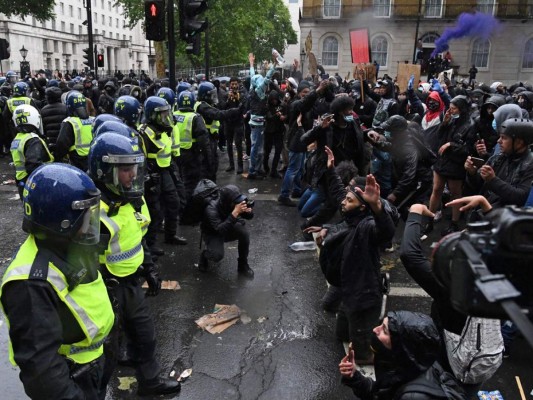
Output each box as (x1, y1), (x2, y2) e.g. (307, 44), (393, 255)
(339, 311), (465, 400)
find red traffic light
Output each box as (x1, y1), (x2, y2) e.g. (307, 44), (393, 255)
(150, 3), (158, 16)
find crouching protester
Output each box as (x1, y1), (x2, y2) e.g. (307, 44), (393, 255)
(0, 163), (114, 400)
(339, 311), (466, 399)
(199, 184), (255, 278)
(305, 146), (397, 363)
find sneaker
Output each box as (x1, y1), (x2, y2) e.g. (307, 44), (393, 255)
(238, 264), (255, 279)
(277, 195), (296, 207)
(137, 377), (181, 396)
(434, 210), (443, 222)
(225, 165), (235, 172)
(236, 167), (243, 174)
(242, 154), (250, 161)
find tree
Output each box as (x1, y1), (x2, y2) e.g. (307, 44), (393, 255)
(116, 0), (296, 72)
(0, 0), (55, 21)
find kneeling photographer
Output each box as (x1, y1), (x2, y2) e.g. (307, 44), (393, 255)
(401, 195), (533, 397)
(199, 184), (255, 278)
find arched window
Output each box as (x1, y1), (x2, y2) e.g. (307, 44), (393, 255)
(522, 38), (533, 69)
(471, 38), (490, 68)
(323, 0), (341, 17)
(322, 36), (339, 66)
(420, 32), (440, 46)
(371, 36), (388, 67)
(477, 0), (497, 15)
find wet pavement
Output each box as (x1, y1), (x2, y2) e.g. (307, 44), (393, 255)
(0, 151), (531, 400)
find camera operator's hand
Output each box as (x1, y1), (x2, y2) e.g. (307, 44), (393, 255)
(409, 204), (435, 218)
(479, 165), (495, 182)
(232, 201), (252, 218)
(317, 80), (329, 95)
(339, 350), (356, 378)
(446, 195), (492, 213)
(464, 156), (477, 175)
(325, 145), (335, 169)
(366, 130), (383, 144)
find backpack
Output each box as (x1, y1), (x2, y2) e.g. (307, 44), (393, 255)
(409, 130), (437, 167)
(181, 179), (219, 225)
(443, 317), (504, 384)
(395, 361), (466, 400)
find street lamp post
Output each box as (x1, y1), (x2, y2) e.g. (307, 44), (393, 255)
(19, 45), (30, 78)
(300, 47), (306, 74)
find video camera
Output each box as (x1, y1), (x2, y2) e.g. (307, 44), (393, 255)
(433, 206), (533, 346)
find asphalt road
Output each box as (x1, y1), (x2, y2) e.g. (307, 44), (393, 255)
(0, 151), (531, 400)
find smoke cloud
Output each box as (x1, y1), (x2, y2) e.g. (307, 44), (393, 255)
(432, 12), (501, 57)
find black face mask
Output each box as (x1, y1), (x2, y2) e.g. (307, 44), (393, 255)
(371, 334), (393, 359)
(427, 101), (439, 111)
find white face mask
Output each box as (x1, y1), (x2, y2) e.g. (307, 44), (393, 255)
(451, 114), (460, 120)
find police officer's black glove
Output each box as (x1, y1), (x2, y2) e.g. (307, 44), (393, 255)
(143, 264), (161, 296)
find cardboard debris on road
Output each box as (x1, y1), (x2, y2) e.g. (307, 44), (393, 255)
(142, 280), (180, 290)
(195, 304), (241, 334)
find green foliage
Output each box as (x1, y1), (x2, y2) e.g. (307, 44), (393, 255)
(117, 0), (297, 67)
(0, 0), (55, 21)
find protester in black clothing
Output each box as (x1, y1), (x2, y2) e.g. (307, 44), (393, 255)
(473, 95), (505, 157)
(41, 87), (68, 151)
(98, 81), (117, 115)
(468, 65), (478, 86)
(220, 77), (247, 173)
(263, 91), (286, 178)
(350, 80), (377, 128)
(83, 77), (100, 108)
(339, 311), (465, 400)
(306, 155), (396, 363)
(465, 118), (533, 208)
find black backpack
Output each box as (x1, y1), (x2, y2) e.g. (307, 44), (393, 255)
(181, 179), (219, 226)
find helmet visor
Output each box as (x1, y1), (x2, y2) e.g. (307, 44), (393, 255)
(105, 154), (146, 199)
(155, 107), (172, 128)
(209, 89), (219, 106)
(72, 196), (101, 245)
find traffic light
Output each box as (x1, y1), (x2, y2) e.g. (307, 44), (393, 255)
(97, 54), (104, 68)
(185, 34), (201, 56)
(82, 47), (93, 70)
(0, 39), (10, 60)
(179, 0), (208, 41)
(145, 0), (165, 41)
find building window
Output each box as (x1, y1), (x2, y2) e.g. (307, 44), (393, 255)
(322, 36), (339, 66)
(522, 38), (533, 69)
(425, 0), (442, 17)
(54, 41), (59, 52)
(374, 0), (391, 17)
(32, 17), (36, 26)
(60, 2), (64, 14)
(62, 42), (68, 54)
(61, 21), (65, 32)
(55, 58), (60, 70)
(477, 0), (497, 15)
(102, 30), (106, 37)
(101, 0), (104, 8)
(108, 1), (111, 10)
(116, 18), (119, 28)
(109, 16), (112, 26)
(79, 25), (83, 34)
(471, 38), (490, 68)
(52, 19), (56, 30)
(70, 23), (74, 33)
(95, 29), (99, 35)
(323, 0), (341, 18)
(78, 7), (82, 19)
(371, 35), (388, 67)
(72, 44), (77, 54)
(69, 5), (73, 17)
(94, 12), (97, 23)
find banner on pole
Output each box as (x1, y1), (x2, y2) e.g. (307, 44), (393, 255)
(349, 28), (370, 64)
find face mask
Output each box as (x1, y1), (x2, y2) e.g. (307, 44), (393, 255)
(384, 131), (391, 139)
(344, 115), (354, 122)
(370, 334), (393, 357)
(451, 114), (460, 120)
(427, 101), (439, 111)
(492, 119), (497, 130)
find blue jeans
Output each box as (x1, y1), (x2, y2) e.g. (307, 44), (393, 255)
(298, 186), (326, 217)
(280, 151), (305, 198)
(248, 124), (264, 175)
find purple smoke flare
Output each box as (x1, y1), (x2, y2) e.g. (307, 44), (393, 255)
(431, 12), (501, 57)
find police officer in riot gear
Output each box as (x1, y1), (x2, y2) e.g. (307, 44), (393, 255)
(174, 90), (210, 216)
(0, 163), (115, 400)
(195, 81), (242, 182)
(55, 91), (95, 171)
(3, 81), (39, 143)
(138, 97), (186, 256)
(10, 104), (54, 197)
(89, 132), (181, 396)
